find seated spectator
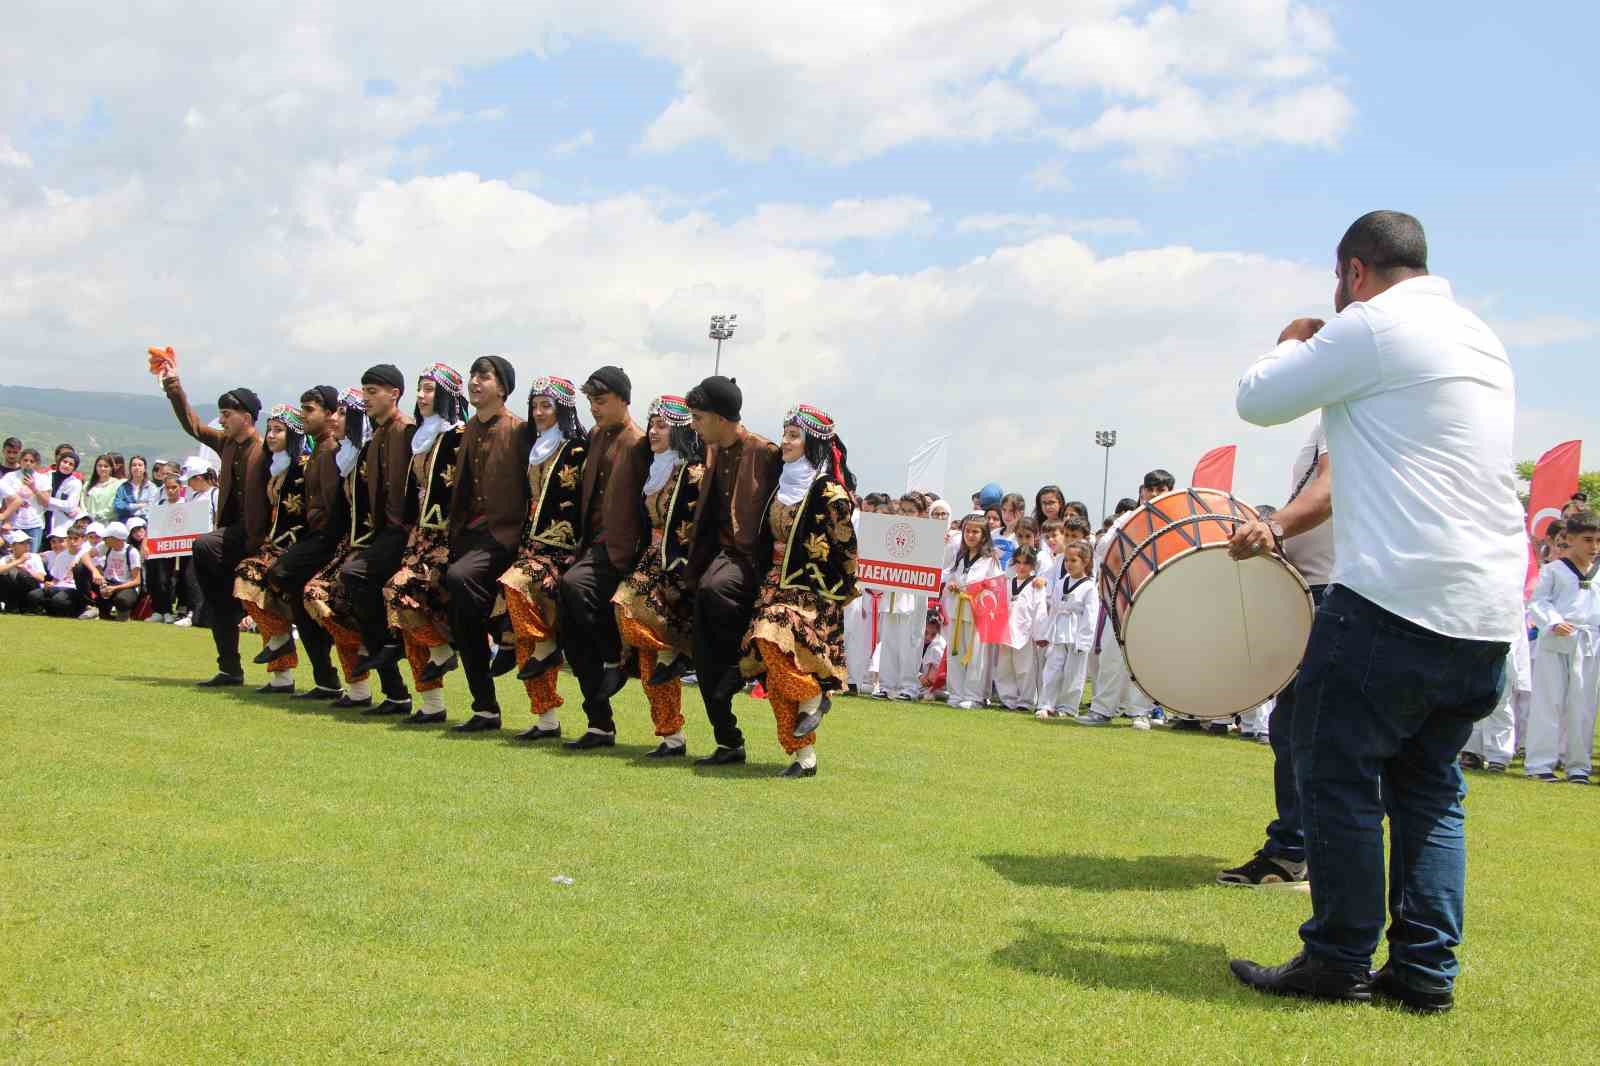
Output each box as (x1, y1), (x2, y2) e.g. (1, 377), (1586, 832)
(42, 529), (93, 618)
(84, 521), (143, 621)
(0, 529), (47, 613)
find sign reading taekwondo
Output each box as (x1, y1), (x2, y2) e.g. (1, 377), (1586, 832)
(856, 513), (949, 595)
(144, 500), (213, 559)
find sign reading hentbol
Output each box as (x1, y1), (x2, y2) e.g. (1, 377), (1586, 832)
(144, 500), (213, 560)
(855, 513), (950, 595)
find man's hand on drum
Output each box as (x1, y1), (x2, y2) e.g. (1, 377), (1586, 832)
(1277, 318), (1326, 344)
(1228, 518), (1277, 560)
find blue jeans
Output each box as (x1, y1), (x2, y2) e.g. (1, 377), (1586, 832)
(1293, 585), (1506, 988)
(1260, 584), (1326, 865)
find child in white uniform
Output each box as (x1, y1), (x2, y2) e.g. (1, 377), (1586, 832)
(1460, 622), (1532, 772)
(1037, 541), (1097, 718)
(992, 546), (1048, 709)
(942, 512), (1003, 709)
(917, 613), (947, 701)
(1525, 510), (1600, 783)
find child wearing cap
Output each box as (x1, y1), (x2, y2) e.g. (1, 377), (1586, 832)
(85, 521), (143, 620)
(0, 529), (47, 613)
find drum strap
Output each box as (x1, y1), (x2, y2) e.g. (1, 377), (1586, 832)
(1288, 444), (1321, 505)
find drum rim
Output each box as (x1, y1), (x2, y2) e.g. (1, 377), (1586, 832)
(1103, 490), (1259, 641)
(1119, 542), (1314, 718)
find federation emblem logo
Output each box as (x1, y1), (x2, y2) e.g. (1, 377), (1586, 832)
(885, 521), (917, 560)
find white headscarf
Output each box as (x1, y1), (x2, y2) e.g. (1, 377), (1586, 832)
(411, 413), (453, 456)
(269, 451), (290, 478)
(642, 449), (680, 497)
(335, 440), (360, 478)
(528, 424), (564, 466)
(776, 457), (818, 506)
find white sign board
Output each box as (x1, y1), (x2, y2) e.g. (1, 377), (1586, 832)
(856, 513), (949, 595)
(144, 500), (213, 559)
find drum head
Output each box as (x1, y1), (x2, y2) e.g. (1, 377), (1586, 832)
(1121, 548), (1312, 719)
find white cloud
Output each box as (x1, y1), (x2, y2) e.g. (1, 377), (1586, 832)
(1023, 159), (1072, 192)
(1492, 315), (1600, 350)
(549, 128), (595, 156)
(749, 197), (933, 245)
(956, 213), (1139, 239)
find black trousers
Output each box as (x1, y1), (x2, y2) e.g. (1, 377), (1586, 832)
(43, 586), (88, 617)
(0, 570), (43, 613)
(444, 530), (516, 714)
(341, 525), (409, 654)
(144, 556), (176, 615)
(558, 545), (626, 731)
(192, 525), (249, 675)
(268, 532), (341, 690)
(691, 551), (762, 750)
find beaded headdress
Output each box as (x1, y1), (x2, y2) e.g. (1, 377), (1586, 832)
(529, 376), (578, 408)
(649, 395), (692, 427)
(783, 403), (836, 440)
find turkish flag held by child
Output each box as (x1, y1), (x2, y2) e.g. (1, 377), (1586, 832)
(1191, 445), (1237, 492)
(968, 575), (1011, 644)
(1524, 440), (1581, 598)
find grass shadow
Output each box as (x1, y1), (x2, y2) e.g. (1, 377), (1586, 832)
(992, 922), (1287, 1008)
(981, 852), (1227, 892)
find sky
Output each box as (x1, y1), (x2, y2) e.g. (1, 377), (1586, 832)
(4, 1), (1597, 510)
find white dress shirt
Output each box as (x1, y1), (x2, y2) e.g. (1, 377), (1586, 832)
(1236, 275), (1525, 643)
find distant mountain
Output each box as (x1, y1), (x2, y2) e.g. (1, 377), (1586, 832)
(0, 386), (200, 463)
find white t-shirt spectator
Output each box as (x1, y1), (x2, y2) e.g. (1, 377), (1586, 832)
(45, 474), (86, 538)
(45, 545), (89, 587)
(1236, 275), (1524, 643)
(96, 544), (141, 585)
(1283, 421), (1334, 587)
(0, 469), (46, 530)
(1, 550), (46, 582)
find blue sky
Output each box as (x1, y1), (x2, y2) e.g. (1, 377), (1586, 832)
(3, 2), (1596, 503)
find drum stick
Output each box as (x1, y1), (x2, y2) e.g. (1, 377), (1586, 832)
(1234, 562), (1255, 665)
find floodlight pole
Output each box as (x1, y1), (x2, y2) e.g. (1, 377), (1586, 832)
(1095, 430), (1118, 520)
(709, 313), (739, 375)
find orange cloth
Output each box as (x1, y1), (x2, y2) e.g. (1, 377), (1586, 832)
(403, 631), (443, 694)
(618, 613), (684, 737)
(244, 601), (298, 672)
(756, 638), (819, 755)
(322, 618), (370, 684)
(507, 586), (563, 716)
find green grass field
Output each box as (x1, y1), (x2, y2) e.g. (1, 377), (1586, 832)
(2, 615), (1594, 1064)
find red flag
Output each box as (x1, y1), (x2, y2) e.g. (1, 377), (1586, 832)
(1192, 445), (1237, 492)
(968, 575), (1011, 644)
(1525, 440), (1582, 598)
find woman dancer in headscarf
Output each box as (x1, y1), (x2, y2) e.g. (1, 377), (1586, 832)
(382, 362), (466, 725)
(303, 388), (380, 708)
(233, 404), (310, 694)
(464, 376), (588, 736)
(740, 404), (860, 778)
(611, 395), (704, 757)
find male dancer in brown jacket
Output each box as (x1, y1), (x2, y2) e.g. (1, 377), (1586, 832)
(683, 375), (782, 765)
(161, 366), (270, 686)
(445, 355), (533, 730)
(557, 366), (651, 750)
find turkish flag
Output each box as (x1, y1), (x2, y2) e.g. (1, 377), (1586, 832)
(1525, 440), (1581, 598)
(1192, 445), (1237, 492)
(967, 575), (1011, 644)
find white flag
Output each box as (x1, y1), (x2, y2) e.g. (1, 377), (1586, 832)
(905, 435), (950, 498)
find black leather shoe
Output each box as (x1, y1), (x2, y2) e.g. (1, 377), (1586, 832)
(793, 694), (832, 737)
(647, 655), (690, 686)
(599, 664), (627, 699)
(417, 652), (459, 684)
(778, 761), (818, 778)
(1229, 952), (1373, 1003)
(362, 698), (411, 716)
(1370, 964), (1453, 1014)
(253, 638), (295, 665)
(401, 710), (447, 725)
(256, 682), (295, 695)
(564, 730), (617, 750)
(515, 724), (562, 741)
(330, 694), (372, 709)
(694, 745), (746, 766)
(293, 686), (343, 701)
(645, 741), (687, 758)
(197, 673), (244, 688)
(517, 648), (562, 681)
(452, 714), (501, 733)
(354, 642), (405, 675)
(490, 646), (518, 677)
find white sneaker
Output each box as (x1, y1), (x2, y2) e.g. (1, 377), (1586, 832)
(174, 616), (193, 628)
(78, 608), (99, 620)
(1130, 715), (1152, 731)
(957, 700), (976, 710)
(1035, 708), (1052, 720)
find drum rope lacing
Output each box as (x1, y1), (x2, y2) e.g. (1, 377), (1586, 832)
(1102, 509), (1254, 643)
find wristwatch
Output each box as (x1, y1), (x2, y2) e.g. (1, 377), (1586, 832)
(1265, 519), (1285, 552)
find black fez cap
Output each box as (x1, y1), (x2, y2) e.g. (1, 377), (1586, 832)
(686, 375), (741, 422)
(306, 385), (340, 413)
(361, 364), (405, 394)
(218, 387), (262, 420)
(470, 355), (516, 400)
(581, 366), (632, 404)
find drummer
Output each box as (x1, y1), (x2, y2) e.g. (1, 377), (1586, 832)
(1076, 470), (1174, 729)
(1217, 424), (1332, 887)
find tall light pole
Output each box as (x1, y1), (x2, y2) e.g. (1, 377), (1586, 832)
(709, 313), (738, 375)
(1095, 429), (1117, 521)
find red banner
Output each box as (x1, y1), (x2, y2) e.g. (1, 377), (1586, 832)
(1525, 440), (1582, 598)
(1192, 445), (1237, 492)
(968, 575), (1010, 644)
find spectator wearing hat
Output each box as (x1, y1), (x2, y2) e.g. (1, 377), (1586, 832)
(85, 521), (143, 620)
(682, 375), (783, 765)
(555, 366), (651, 750)
(41, 528), (93, 618)
(0, 529), (47, 612)
(161, 362), (270, 683)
